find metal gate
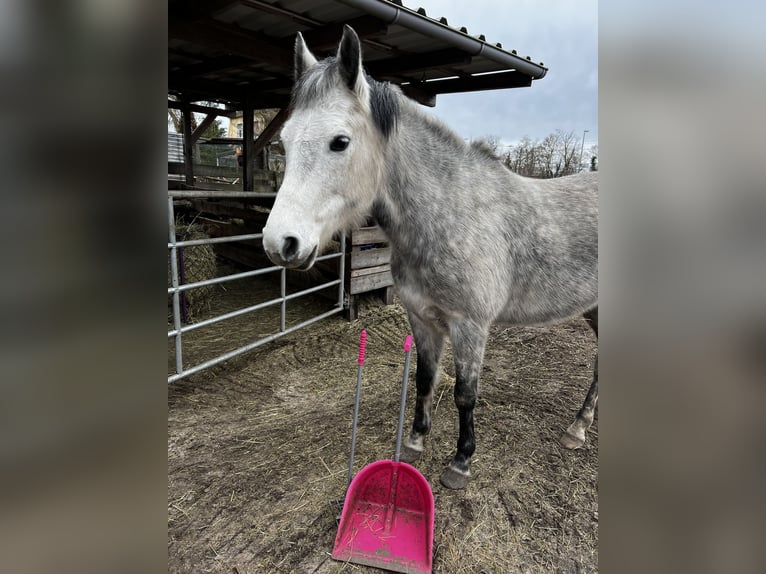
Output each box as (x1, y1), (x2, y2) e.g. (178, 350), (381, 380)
(167, 190), (345, 383)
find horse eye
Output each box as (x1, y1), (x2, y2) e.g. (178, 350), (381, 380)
(329, 136), (350, 152)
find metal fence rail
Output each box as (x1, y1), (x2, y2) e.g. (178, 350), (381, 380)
(168, 190), (345, 384)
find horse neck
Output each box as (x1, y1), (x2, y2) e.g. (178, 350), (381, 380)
(375, 99), (466, 243)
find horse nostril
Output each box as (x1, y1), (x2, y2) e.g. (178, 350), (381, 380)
(281, 236), (300, 262)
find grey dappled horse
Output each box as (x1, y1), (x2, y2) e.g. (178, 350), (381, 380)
(263, 27), (598, 489)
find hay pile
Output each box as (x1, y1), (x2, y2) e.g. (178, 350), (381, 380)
(168, 222), (218, 322)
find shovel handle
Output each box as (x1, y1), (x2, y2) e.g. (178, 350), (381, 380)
(348, 330), (367, 487)
(394, 335), (414, 463)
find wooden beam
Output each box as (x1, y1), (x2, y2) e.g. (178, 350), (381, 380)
(169, 77), (290, 108)
(242, 93), (254, 191)
(245, 77), (293, 93)
(169, 0), (244, 24)
(170, 76), (292, 100)
(299, 16), (389, 50)
(169, 162), (276, 189)
(171, 163), (276, 179)
(181, 103), (194, 186)
(168, 100), (239, 118)
(367, 48), (471, 78)
(169, 78), (246, 103)
(252, 108), (288, 157)
(191, 114), (217, 144)
(170, 54), (251, 79)
(169, 18), (292, 68)
(241, 0), (320, 27)
(168, 47), (203, 62)
(242, 3), (386, 53)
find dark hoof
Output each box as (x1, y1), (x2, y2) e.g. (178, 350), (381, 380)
(400, 444), (422, 463)
(440, 467), (471, 490)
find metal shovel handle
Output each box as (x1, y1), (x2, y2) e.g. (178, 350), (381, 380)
(347, 330), (367, 486)
(394, 336), (413, 463)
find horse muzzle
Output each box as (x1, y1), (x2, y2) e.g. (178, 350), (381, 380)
(263, 233), (319, 270)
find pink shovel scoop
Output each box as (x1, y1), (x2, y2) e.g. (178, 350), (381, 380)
(332, 335), (434, 574)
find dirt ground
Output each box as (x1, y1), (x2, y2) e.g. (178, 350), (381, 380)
(168, 288), (598, 573)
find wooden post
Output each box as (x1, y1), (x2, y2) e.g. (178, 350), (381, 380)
(181, 100), (194, 187)
(252, 108), (288, 156)
(242, 94), (254, 191)
(344, 232), (356, 321)
(381, 286), (394, 305)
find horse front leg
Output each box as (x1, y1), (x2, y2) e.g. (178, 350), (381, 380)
(400, 312), (444, 463)
(440, 320), (489, 490)
(561, 307), (599, 449)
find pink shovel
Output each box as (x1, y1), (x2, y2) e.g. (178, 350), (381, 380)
(332, 336), (434, 574)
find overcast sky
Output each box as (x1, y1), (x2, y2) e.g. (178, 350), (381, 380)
(403, 0), (598, 150)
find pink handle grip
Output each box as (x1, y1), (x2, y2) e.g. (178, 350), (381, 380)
(358, 330), (367, 365)
(403, 335), (413, 352)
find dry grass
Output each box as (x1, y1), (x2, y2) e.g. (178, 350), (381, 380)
(169, 285), (598, 573)
(168, 223), (220, 321)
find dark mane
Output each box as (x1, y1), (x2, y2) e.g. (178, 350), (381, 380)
(368, 77), (399, 139)
(470, 139), (502, 161)
(291, 58), (399, 139)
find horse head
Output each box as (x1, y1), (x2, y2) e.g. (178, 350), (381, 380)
(263, 26), (384, 270)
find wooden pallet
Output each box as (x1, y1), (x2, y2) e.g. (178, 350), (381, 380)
(345, 225), (394, 321)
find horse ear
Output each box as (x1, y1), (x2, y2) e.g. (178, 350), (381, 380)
(337, 25), (366, 95)
(294, 32), (318, 79)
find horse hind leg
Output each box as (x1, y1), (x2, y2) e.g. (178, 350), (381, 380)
(560, 307), (598, 449)
(400, 312), (444, 464)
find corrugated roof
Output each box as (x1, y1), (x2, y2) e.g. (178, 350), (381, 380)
(169, 0), (547, 107)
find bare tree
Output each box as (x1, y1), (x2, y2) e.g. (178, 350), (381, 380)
(557, 130), (579, 176)
(495, 130), (597, 179)
(503, 136), (540, 177)
(538, 132), (559, 178)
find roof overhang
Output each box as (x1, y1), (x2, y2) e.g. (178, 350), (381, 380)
(169, 0), (548, 108)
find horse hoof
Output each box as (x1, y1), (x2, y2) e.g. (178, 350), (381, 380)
(559, 431), (585, 450)
(440, 467), (471, 490)
(400, 444), (422, 463)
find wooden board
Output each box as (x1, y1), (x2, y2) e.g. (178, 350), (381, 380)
(351, 226), (388, 246)
(350, 264), (391, 278)
(169, 162), (278, 182)
(186, 181), (245, 192)
(349, 270), (393, 295)
(350, 247), (391, 269)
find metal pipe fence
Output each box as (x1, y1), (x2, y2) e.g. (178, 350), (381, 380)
(167, 190), (346, 383)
